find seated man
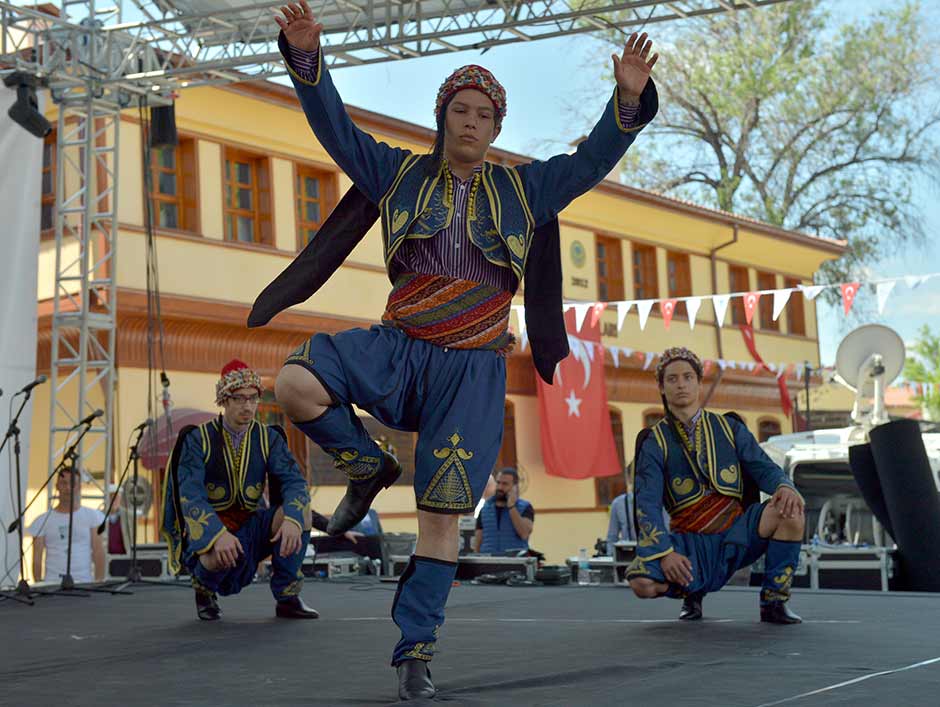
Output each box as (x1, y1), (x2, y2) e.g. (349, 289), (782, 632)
(626, 347), (805, 624)
(606, 471), (637, 555)
(28, 466), (105, 585)
(161, 359), (318, 621)
(473, 468), (534, 554)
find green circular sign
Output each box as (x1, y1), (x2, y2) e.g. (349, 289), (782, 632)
(570, 240), (586, 269)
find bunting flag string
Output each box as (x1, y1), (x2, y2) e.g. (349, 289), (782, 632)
(554, 333), (829, 384)
(509, 272), (939, 336)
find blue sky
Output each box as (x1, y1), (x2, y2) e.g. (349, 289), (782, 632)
(290, 0), (940, 369)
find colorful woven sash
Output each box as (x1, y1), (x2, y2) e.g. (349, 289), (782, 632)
(382, 273), (515, 353)
(669, 492), (743, 535)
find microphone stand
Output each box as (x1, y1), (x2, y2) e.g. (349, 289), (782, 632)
(98, 422), (186, 592)
(0, 390), (41, 605)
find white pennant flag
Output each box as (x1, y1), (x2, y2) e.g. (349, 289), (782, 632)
(876, 281), (896, 315)
(772, 289), (791, 321)
(712, 294), (731, 327)
(686, 297), (702, 331)
(643, 351), (655, 370)
(905, 274), (929, 290)
(636, 300), (654, 331)
(610, 346), (621, 368)
(616, 301), (634, 332)
(717, 359), (728, 371)
(572, 303), (591, 332)
(800, 284), (825, 300)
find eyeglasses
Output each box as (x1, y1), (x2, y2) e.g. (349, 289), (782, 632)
(229, 394), (261, 405)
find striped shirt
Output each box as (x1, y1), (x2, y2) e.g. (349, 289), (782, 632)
(286, 44), (641, 292)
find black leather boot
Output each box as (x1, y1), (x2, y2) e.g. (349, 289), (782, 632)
(275, 596), (320, 619)
(327, 451), (402, 535)
(397, 660), (435, 700)
(195, 590), (221, 621)
(678, 591), (704, 621)
(760, 601), (802, 624)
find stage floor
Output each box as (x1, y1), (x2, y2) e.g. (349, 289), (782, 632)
(2, 579), (939, 706)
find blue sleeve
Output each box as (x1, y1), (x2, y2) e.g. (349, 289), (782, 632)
(280, 33), (409, 204)
(515, 80), (657, 227)
(176, 431), (226, 556)
(266, 430), (311, 532)
(633, 436), (674, 561)
(730, 419), (796, 496)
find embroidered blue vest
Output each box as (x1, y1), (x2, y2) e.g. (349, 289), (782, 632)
(192, 418), (275, 512)
(646, 411), (744, 514)
(379, 156), (535, 283)
(479, 497), (532, 553)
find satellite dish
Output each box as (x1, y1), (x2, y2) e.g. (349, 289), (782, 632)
(835, 324), (905, 428)
(836, 324), (905, 388)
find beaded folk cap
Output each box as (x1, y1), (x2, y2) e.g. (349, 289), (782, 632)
(215, 358), (263, 406)
(435, 65), (507, 131)
(655, 347), (704, 387)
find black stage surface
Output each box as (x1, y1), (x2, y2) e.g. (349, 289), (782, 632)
(2, 581), (939, 706)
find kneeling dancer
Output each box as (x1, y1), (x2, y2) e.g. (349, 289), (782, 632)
(161, 360), (318, 621)
(267, 1), (659, 699)
(627, 347), (805, 624)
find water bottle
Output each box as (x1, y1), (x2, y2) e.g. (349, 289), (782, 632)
(577, 548), (590, 586)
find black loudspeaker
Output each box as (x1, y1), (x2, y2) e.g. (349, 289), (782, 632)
(869, 419), (940, 592)
(150, 103), (178, 148)
(848, 443), (896, 539)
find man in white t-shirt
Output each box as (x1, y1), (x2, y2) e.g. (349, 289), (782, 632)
(28, 467), (106, 584)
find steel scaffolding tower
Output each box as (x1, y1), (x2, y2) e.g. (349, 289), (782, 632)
(0, 0), (792, 514)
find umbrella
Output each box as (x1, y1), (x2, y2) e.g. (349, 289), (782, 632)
(138, 407), (216, 470)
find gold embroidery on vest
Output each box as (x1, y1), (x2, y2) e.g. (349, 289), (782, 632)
(505, 234), (525, 259)
(206, 483), (226, 501)
(719, 465), (739, 484)
(672, 477), (695, 495)
(244, 482), (264, 501)
(392, 209), (409, 233)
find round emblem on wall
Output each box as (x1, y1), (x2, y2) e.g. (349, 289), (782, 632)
(570, 240), (586, 269)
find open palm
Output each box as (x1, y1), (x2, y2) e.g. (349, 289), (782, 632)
(612, 32), (658, 97)
(275, 1), (323, 52)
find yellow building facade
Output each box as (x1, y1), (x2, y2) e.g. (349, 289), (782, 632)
(29, 76), (844, 571)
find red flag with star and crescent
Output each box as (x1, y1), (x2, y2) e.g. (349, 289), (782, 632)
(536, 309), (621, 479)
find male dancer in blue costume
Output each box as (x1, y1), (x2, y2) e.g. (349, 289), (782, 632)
(271, 2), (659, 698)
(161, 359), (318, 621)
(627, 347), (805, 624)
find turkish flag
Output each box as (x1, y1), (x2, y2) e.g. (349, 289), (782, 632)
(743, 292), (760, 325)
(536, 310), (621, 479)
(660, 298), (678, 330)
(841, 282), (860, 315)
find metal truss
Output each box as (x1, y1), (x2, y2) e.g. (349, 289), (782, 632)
(46, 91), (120, 506)
(2, 0), (796, 95)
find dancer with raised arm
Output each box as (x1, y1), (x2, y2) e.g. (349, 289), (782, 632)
(269, 3), (659, 698)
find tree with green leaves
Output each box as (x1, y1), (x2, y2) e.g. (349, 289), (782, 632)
(594, 1), (939, 289)
(903, 325), (940, 421)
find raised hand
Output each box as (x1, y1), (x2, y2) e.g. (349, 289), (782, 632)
(612, 32), (659, 97)
(274, 0), (323, 52)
